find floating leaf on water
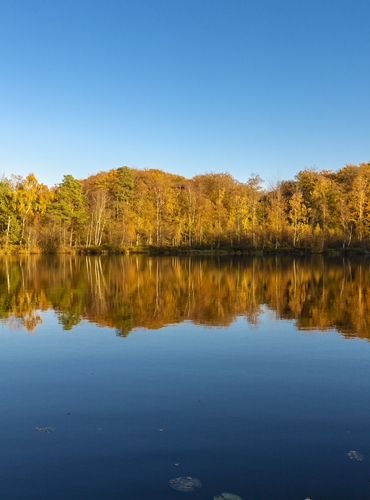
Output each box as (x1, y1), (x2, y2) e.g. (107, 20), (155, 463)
(35, 427), (54, 433)
(348, 450), (364, 461)
(213, 493), (244, 500)
(169, 477), (202, 492)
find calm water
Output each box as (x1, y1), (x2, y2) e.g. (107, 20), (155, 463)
(0, 255), (370, 500)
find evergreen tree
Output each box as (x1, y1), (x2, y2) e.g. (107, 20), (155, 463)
(50, 175), (87, 247)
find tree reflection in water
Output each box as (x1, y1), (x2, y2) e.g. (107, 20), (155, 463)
(0, 254), (369, 340)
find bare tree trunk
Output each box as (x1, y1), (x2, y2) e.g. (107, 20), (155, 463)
(5, 216), (10, 247)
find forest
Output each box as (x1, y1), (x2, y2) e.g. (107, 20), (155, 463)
(1, 162), (370, 253)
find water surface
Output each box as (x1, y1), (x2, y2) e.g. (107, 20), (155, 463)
(0, 255), (369, 499)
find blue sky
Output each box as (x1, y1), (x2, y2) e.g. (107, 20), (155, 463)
(1, 0), (369, 188)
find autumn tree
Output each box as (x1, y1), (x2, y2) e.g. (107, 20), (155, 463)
(288, 189), (308, 247)
(347, 164), (370, 246)
(266, 178), (286, 249)
(0, 177), (19, 247)
(50, 175), (87, 248)
(193, 172), (236, 246)
(11, 173), (53, 248)
(227, 183), (248, 245)
(296, 168), (339, 250)
(180, 179), (198, 246)
(243, 174), (263, 248)
(311, 172), (339, 250)
(131, 170), (156, 245)
(110, 166), (134, 245)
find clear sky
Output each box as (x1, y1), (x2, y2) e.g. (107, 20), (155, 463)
(1, 0), (369, 188)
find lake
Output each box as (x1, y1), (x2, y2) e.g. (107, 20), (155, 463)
(0, 255), (370, 499)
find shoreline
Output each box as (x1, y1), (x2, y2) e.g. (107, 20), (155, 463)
(1, 245), (369, 257)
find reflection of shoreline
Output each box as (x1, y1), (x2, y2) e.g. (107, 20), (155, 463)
(0, 255), (369, 340)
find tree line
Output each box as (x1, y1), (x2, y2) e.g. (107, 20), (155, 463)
(1, 162), (370, 252)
